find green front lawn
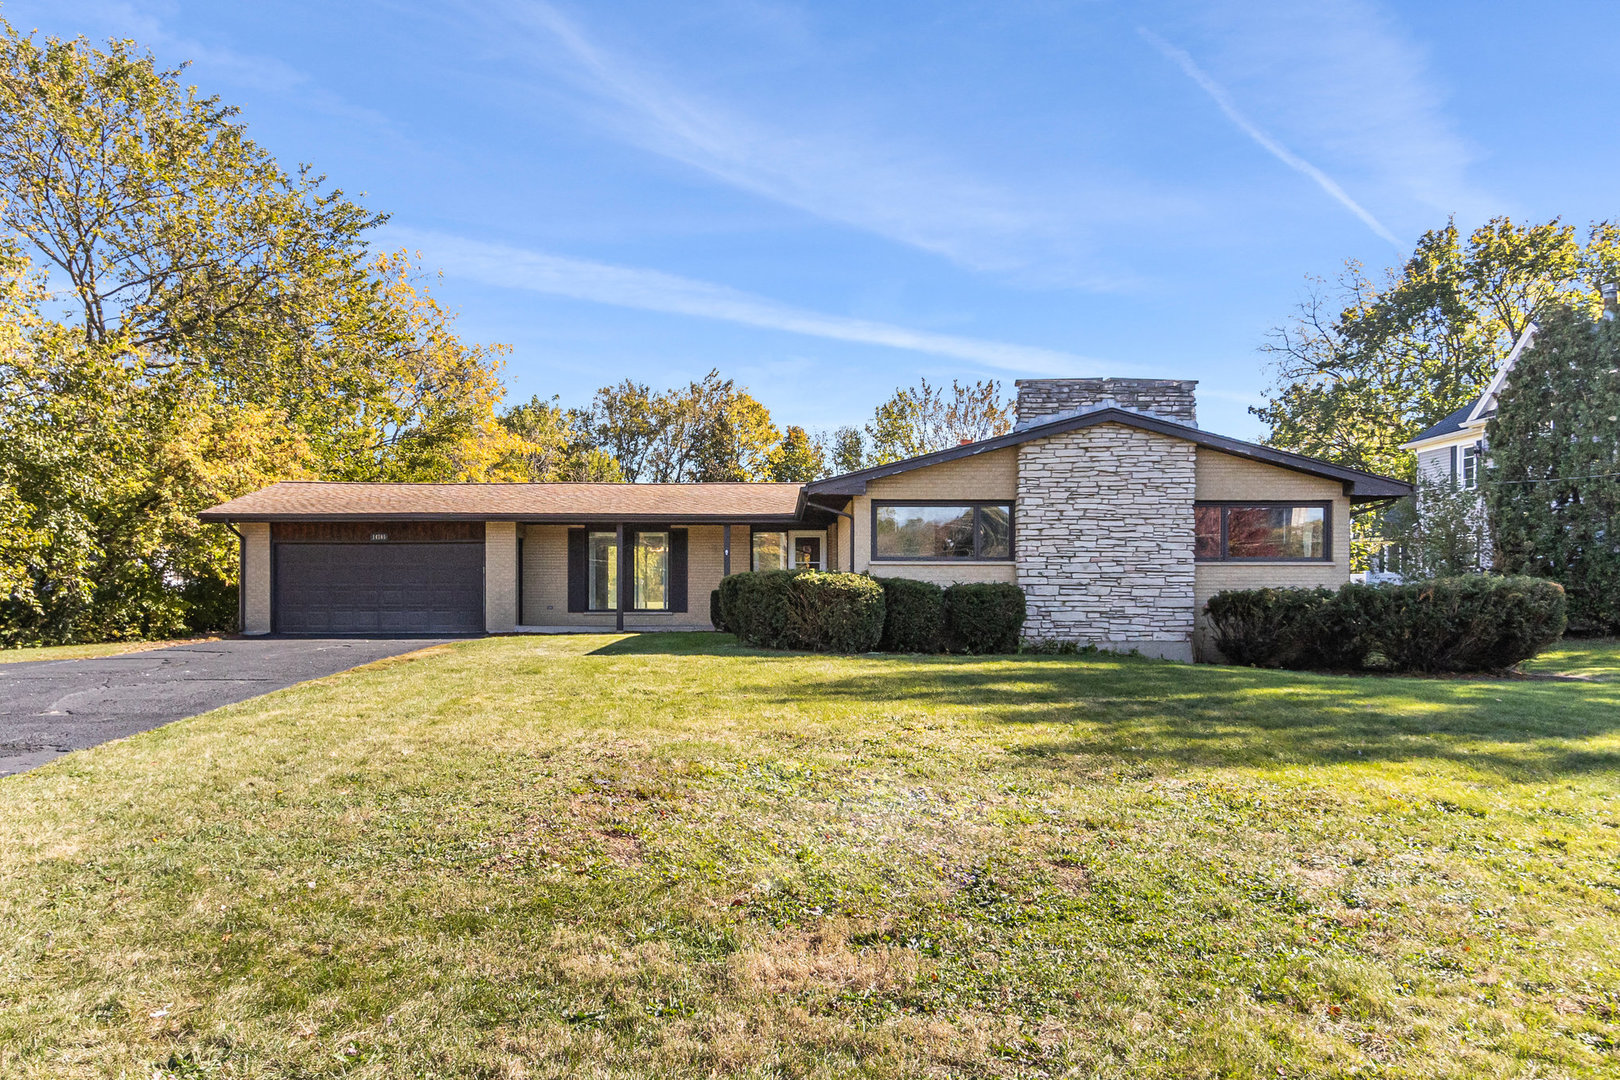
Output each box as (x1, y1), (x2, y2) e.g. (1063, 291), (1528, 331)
(3, 635), (1617, 1078)
(1524, 638), (1620, 681)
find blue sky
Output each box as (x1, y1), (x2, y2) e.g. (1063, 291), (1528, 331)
(8, 1), (1615, 440)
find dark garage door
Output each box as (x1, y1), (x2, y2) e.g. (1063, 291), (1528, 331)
(274, 542), (484, 634)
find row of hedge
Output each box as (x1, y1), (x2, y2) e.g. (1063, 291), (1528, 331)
(1205, 576), (1567, 673)
(711, 572), (1026, 654)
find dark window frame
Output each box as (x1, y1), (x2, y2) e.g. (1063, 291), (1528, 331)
(580, 525), (687, 613)
(870, 500), (1015, 563)
(584, 529), (618, 612)
(750, 529), (788, 572)
(1461, 445), (1479, 490)
(1194, 500), (1333, 563)
(630, 528), (673, 612)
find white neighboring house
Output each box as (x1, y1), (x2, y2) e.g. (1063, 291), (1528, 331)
(1395, 281), (1620, 571)
(1398, 322), (1537, 498)
(1391, 324), (1536, 576)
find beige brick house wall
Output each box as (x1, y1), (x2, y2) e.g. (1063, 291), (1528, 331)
(241, 521), (271, 634)
(484, 521), (518, 632)
(1016, 423), (1198, 659)
(520, 524), (726, 629)
(848, 448), (1019, 585)
(1192, 449), (1351, 659)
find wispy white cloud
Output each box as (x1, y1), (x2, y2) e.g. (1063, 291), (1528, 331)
(1141, 28), (1400, 247)
(392, 228), (1108, 376)
(474, 1), (1193, 287)
(1175, 0), (1489, 226)
(487, 1), (1045, 273)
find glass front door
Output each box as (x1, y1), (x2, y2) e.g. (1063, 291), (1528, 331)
(793, 536), (821, 570)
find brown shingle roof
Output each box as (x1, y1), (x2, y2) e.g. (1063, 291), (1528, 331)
(198, 481), (808, 523)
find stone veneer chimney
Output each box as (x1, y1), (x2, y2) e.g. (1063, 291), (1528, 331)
(1011, 376), (1200, 661)
(1014, 378), (1198, 429)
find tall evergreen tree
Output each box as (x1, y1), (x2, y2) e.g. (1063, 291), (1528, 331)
(1487, 306), (1620, 632)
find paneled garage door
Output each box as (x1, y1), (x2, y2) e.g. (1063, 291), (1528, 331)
(274, 542), (484, 634)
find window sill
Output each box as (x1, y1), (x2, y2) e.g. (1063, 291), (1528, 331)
(1195, 559), (1335, 566)
(869, 558), (1015, 565)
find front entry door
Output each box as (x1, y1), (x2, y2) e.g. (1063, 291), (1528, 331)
(793, 536), (821, 570)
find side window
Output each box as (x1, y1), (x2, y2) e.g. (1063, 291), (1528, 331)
(751, 531), (787, 571)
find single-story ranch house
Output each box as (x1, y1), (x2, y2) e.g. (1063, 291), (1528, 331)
(199, 379), (1411, 661)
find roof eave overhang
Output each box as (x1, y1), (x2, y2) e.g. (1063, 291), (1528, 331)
(198, 512), (812, 525)
(1398, 426), (1485, 451)
(804, 407), (1413, 500)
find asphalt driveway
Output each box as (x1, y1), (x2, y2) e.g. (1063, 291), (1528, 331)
(0, 638), (452, 777)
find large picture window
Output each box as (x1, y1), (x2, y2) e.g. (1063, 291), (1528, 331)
(873, 502), (1014, 561)
(1195, 503), (1329, 561)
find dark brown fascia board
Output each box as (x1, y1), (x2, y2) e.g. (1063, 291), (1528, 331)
(803, 407), (1414, 500)
(198, 512), (812, 525)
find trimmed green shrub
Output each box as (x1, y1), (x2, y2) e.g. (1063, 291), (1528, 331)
(1379, 576), (1567, 673)
(875, 577), (946, 653)
(1205, 576), (1566, 673)
(786, 572), (886, 652)
(944, 582), (1026, 654)
(708, 588), (727, 633)
(716, 573), (746, 636)
(726, 570), (799, 649)
(723, 570), (886, 652)
(1313, 583), (1393, 670)
(1205, 586), (1335, 668)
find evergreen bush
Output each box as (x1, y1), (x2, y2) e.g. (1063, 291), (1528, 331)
(875, 577), (946, 652)
(725, 570), (799, 649)
(944, 582), (1026, 654)
(785, 572), (886, 652)
(1206, 577), (1565, 673)
(1487, 305), (1620, 634)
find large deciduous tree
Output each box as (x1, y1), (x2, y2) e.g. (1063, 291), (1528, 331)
(497, 395), (622, 482)
(1487, 306), (1620, 633)
(0, 23), (513, 644)
(580, 370), (780, 483)
(865, 378), (1012, 464)
(766, 426), (826, 482)
(1255, 217), (1620, 478)
(828, 426), (867, 475)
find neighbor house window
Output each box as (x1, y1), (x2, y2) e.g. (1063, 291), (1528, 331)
(752, 531), (787, 571)
(1195, 503), (1329, 561)
(873, 502), (1014, 560)
(587, 531), (617, 610)
(1461, 445), (1479, 490)
(634, 531), (670, 610)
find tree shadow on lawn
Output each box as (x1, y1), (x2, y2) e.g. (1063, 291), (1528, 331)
(586, 632), (768, 657)
(582, 633), (1620, 780)
(745, 656), (1620, 782)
